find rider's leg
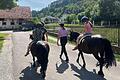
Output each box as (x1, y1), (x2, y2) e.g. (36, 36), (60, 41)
(73, 34), (83, 50)
(25, 41), (33, 56)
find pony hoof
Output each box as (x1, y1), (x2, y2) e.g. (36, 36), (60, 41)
(98, 71), (104, 77)
(96, 62), (100, 67)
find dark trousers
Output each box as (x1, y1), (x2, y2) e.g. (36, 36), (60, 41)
(60, 36), (68, 60)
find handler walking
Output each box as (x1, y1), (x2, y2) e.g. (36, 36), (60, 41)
(57, 22), (69, 62)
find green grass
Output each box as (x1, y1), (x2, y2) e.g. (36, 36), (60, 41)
(48, 35), (76, 45)
(46, 24), (119, 45)
(0, 33), (8, 50)
(46, 23), (81, 29)
(72, 27), (118, 44)
(115, 53), (120, 61)
(48, 35), (57, 44)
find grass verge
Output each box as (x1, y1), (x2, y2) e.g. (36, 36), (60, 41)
(0, 33), (8, 50)
(48, 35), (57, 44)
(115, 53), (120, 61)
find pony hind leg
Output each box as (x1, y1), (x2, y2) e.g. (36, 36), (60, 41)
(98, 51), (105, 77)
(32, 56), (36, 67)
(93, 53), (101, 67)
(40, 60), (48, 79)
(93, 52), (104, 77)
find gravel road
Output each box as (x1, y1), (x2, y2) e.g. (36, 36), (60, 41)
(0, 31), (120, 80)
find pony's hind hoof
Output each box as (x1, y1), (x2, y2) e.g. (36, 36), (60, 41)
(98, 71), (104, 77)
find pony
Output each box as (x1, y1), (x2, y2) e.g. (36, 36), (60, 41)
(69, 31), (116, 77)
(26, 34), (50, 78)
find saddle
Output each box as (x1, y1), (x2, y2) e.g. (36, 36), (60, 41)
(78, 35), (91, 44)
(78, 34), (102, 44)
(37, 41), (48, 48)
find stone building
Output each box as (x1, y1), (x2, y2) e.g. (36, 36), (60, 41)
(0, 6), (31, 30)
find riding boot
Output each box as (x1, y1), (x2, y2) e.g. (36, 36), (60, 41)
(25, 51), (29, 56)
(25, 43), (32, 56)
(72, 45), (78, 50)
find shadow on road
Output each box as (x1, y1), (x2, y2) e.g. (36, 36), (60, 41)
(19, 63), (45, 80)
(56, 59), (69, 74)
(70, 63), (106, 80)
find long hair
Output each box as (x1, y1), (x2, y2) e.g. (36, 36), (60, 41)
(103, 38), (116, 68)
(88, 21), (93, 28)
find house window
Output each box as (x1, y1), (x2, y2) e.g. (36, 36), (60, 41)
(19, 22), (22, 25)
(0, 18), (4, 21)
(11, 22), (15, 25)
(2, 22), (6, 25)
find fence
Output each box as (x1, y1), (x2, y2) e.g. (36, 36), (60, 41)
(118, 28), (120, 46)
(47, 26), (119, 46)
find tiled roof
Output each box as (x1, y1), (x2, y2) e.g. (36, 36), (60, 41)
(0, 6), (31, 19)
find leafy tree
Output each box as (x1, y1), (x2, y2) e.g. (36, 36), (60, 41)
(66, 14), (77, 24)
(66, 16), (71, 24)
(100, 0), (120, 21)
(32, 0), (120, 24)
(0, 0), (18, 9)
(31, 17), (40, 24)
(77, 12), (85, 23)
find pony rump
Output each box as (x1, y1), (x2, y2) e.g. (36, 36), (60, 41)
(103, 38), (117, 68)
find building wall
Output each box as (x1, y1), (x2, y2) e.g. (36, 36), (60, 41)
(0, 19), (22, 30)
(0, 6), (31, 30)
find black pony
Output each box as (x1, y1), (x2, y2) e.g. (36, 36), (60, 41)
(27, 34), (50, 78)
(69, 31), (116, 77)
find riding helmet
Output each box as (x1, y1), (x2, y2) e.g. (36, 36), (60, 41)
(81, 16), (89, 22)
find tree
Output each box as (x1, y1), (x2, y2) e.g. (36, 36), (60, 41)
(31, 17), (40, 24)
(77, 12), (85, 23)
(66, 14), (77, 24)
(0, 0), (18, 9)
(99, 0), (120, 21)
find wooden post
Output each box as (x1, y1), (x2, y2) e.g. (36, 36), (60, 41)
(118, 27), (120, 47)
(108, 21), (110, 26)
(116, 21), (118, 26)
(93, 20), (95, 26)
(101, 21), (103, 26)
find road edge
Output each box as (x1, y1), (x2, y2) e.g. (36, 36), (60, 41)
(0, 32), (14, 80)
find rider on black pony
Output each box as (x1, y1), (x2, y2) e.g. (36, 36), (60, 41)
(25, 22), (48, 56)
(73, 16), (93, 50)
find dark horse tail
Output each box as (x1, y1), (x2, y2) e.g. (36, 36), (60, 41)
(103, 38), (116, 68)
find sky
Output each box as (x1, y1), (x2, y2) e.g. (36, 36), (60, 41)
(17, 0), (57, 11)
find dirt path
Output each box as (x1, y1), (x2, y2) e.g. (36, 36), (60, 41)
(10, 31), (120, 80)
